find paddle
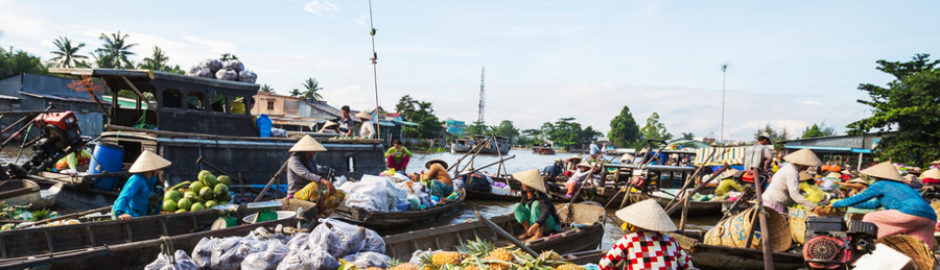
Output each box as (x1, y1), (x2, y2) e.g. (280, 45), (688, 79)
(253, 159), (291, 202)
(474, 210), (539, 257)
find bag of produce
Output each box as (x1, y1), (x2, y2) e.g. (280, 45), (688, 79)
(286, 232), (310, 251)
(190, 237), (216, 268)
(238, 70), (257, 83)
(144, 250), (199, 270)
(276, 249), (339, 270)
(309, 218), (367, 258)
(211, 237), (265, 269)
(215, 69), (238, 81)
(241, 240), (290, 270)
(361, 229), (385, 253)
(187, 67), (213, 78)
(247, 227), (287, 243)
(341, 251), (390, 269)
(222, 60), (245, 72)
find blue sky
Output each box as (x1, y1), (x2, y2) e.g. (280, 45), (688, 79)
(1, 0), (938, 141)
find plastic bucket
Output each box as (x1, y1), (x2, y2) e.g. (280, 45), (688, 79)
(88, 143), (124, 190)
(256, 114), (271, 137)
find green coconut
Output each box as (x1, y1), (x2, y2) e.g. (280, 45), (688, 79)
(177, 198), (193, 211)
(190, 202), (207, 212)
(175, 209), (187, 213)
(217, 191), (232, 203)
(184, 191), (199, 202)
(189, 181), (204, 193)
(197, 170), (213, 182)
(203, 174), (218, 188)
(205, 200), (218, 208)
(164, 190), (182, 202)
(162, 200), (178, 212)
(213, 183), (229, 198)
(217, 175), (231, 186)
(199, 187), (214, 201)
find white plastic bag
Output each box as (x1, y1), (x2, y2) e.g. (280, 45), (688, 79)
(190, 237), (215, 268)
(341, 251), (390, 269)
(238, 70), (257, 83)
(241, 241), (290, 270)
(210, 238), (265, 269)
(276, 249), (339, 270)
(215, 69), (238, 81)
(145, 250), (199, 270)
(222, 60), (245, 72)
(286, 232), (310, 251)
(309, 218), (367, 258)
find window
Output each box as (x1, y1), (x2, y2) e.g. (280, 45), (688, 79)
(210, 94), (227, 113)
(187, 92), (205, 110)
(267, 100), (274, 110)
(162, 89), (182, 108)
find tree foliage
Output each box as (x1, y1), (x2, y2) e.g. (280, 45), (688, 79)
(493, 120), (520, 142)
(96, 31), (137, 68)
(259, 84), (274, 93)
(0, 46), (47, 77)
(396, 95), (442, 139)
(638, 112), (672, 144)
(755, 124), (790, 143)
(608, 106), (640, 148)
(298, 77), (324, 101)
(49, 36), (87, 68)
(681, 132), (695, 140)
(539, 117), (601, 150)
(847, 54), (940, 166)
(801, 122), (835, 139)
(138, 46), (183, 73)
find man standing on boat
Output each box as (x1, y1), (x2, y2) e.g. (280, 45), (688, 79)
(287, 135), (344, 217)
(763, 148), (825, 216)
(743, 136), (774, 176)
(338, 105), (355, 137)
(112, 150), (172, 221)
(356, 110), (376, 139)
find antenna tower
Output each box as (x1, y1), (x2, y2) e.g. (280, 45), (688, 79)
(477, 66), (485, 123)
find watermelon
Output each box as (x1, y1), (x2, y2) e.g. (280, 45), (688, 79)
(177, 198), (193, 211)
(190, 202), (206, 211)
(213, 184), (229, 198)
(162, 200), (178, 212)
(205, 200), (218, 208)
(164, 190), (182, 202)
(199, 187), (214, 201)
(217, 175), (232, 187)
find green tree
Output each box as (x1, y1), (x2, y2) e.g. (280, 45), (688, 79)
(220, 53), (238, 61)
(138, 46), (169, 71)
(464, 120), (489, 136)
(540, 117), (597, 150)
(638, 112), (672, 144)
(0, 46), (47, 77)
(289, 88), (302, 97)
(681, 132), (695, 140)
(300, 77), (323, 101)
(259, 84), (274, 93)
(493, 120), (520, 141)
(847, 54), (940, 166)
(96, 31), (137, 68)
(49, 36), (87, 68)
(608, 106), (640, 147)
(755, 124), (790, 143)
(801, 123), (835, 139)
(396, 96), (442, 139)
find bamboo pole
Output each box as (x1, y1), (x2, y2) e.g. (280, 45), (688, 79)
(119, 76), (156, 113)
(742, 168), (774, 270)
(253, 159), (291, 202)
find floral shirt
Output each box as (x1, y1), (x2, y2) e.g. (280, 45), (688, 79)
(599, 231), (694, 270)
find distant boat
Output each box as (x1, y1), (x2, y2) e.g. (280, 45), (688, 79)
(532, 146), (555, 155)
(451, 136), (510, 155)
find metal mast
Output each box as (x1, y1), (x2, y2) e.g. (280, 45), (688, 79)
(368, 0), (381, 139)
(720, 63), (728, 144)
(477, 66), (485, 123)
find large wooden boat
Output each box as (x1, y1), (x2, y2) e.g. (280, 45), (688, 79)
(669, 230), (804, 270)
(48, 68), (386, 189)
(532, 146), (555, 155)
(451, 136), (511, 155)
(383, 203), (606, 262)
(465, 189), (570, 203)
(0, 202), (299, 270)
(0, 179), (57, 209)
(334, 190), (466, 232)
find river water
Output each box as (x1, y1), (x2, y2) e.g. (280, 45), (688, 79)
(404, 149), (718, 250)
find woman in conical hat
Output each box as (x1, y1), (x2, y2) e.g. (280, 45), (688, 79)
(831, 161), (937, 247)
(287, 135), (343, 218)
(355, 110), (376, 139)
(599, 199), (693, 270)
(511, 169), (561, 241)
(564, 160), (593, 198)
(763, 148), (824, 216)
(112, 150), (172, 221)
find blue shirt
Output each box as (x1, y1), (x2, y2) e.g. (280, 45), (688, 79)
(112, 173), (157, 218)
(832, 180), (937, 220)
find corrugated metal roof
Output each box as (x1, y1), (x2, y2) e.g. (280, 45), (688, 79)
(0, 94), (20, 100)
(19, 91), (104, 103)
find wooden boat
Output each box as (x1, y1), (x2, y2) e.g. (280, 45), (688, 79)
(0, 201), (299, 270)
(579, 187), (727, 217)
(0, 179), (58, 209)
(451, 136), (511, 155)
(669, 230), (804, 270)
(28, 172), (123, 210)
(383, 203), (606, 262)
(334, 190), (467, 231)
(466, 189), (570, 203)
(532, 147), (555, 155)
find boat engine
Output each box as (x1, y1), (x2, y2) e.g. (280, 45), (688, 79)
(1, 111), (87, 179)
(803, 216), (878, 270)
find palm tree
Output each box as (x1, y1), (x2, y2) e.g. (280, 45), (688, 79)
(138, 46), (169, 71)
(302, 77), (323, 101)
(96, 31), (137, 68)
(289, 88), (302, 97)
(260, 84), (274, 93)
(49, 36), (87, 68)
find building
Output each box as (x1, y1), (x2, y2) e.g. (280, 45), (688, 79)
(781, 133), (889, 169)
(251, 92), (347, 131)
(0, 73), (107, 137)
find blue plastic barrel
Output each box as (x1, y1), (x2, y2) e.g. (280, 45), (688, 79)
(88, 143), (124, 190)
(257, 114), (271, 137)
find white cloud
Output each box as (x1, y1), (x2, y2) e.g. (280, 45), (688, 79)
(303, 0), (341, 16)
(354, 14), (368, 26)
(802, 100), (821, 105)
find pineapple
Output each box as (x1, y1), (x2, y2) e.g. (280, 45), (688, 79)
(389, 262), (420, 270)
(555, 264), (584, 270)
(483, 248), (513, 270)
(431, 251), (464, 266)
(365, 268), (385, 270)
(539, 251), (562, 261)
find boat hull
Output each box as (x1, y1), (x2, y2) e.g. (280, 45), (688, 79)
(333, 191), (466, 232)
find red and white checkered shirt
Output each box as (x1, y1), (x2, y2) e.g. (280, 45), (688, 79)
(599, 231), (694, 270)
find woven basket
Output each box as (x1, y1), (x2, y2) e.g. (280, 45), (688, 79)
(930, 200), (940, 219)
(704, 206), (792, 251)
(876, 234), (936, 270)
(788, 206), (818, 244)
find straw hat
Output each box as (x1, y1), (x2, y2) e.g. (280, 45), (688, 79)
(355, 111), (372, 119)
(825, 172), (842, 179)
(322, 121), (338, 129)
(860, 161), (903, 182)
(783, 148), (823, 167)
(568, 155), (583, 162)
(798, 171), (814, 182)
(614, 199), (677, 232)
(512, 169), (547, 193)
(577, 160), (592, 168)
(719, 169), (739, 180)
(425, 159), (448, 169)
(620, 153), (635, 162)
(848, 178), (869, 186)
(921, 168), (940, 179)
(128, 150), (172, 173)
(904, 174), (921, 185)
(289, 135), (327, 152)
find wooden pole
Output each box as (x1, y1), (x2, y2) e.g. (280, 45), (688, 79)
(253, 159), (291, 202)
(742, 168), (774, 269)
(663, 148), (720, 209)
(678, 191), (691, 231)
(119, 76), (157, 112)
(474, 210), (539, 257)
(665, 166), (728, 215)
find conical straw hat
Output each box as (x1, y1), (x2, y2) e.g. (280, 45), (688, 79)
(615, 199), (677, 232)
(128, 150), (172, 173)
(922, 168), (940, 179)
(425, 159), (449, 169)
(783, 148), (823, 167)
(577, 160), (592, 168)
(355, 110), (372, 119)
(322, 121), (338, 128)
(512, 169), (547, 193)
(848, 178), (869, 186)
(860, 161), (903, 182)
(799, 171), (814, 182)
(825, 172), (842, 179)
(289, 135), (327, 152)
(620, 153), (635, 161)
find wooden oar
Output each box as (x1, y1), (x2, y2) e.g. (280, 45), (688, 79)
(474, 210), (539, 257)
(253, 159), (291, 202)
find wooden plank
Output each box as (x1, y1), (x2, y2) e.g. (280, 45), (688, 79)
(122, 222), (132, 243)
(85, 226), (95, 247)
(44, 231), (54, 253)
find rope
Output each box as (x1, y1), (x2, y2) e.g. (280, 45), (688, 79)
(160, 236), (176, 264)
(368, 0), (381, 140)
(13, 124), (32, 164)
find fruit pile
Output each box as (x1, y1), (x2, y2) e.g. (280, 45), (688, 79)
(162, 170), (232, 213)
(342, 239), (586, 270)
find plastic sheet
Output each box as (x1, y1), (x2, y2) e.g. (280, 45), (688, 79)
(215, 69), (238, 81)
(222, 60), (245, 72)
(341, 251), (390, 269)
(276, 249), (339, 270)
(241, 241), (290, 270)
(190, 237), (216, 268)
(238, 70), (257, 83)
(309, 218), (367, 258)
(286, 232), (310, 251)
(145, 250), (199, 270)
(210, 237), (266, 269)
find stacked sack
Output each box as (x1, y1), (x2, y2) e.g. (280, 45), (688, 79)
(187, 58), (257, 83)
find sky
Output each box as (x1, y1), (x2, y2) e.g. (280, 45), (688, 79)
(1, 0), (938, 141)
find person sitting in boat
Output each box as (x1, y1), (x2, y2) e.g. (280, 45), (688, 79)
(564, 160), (593, 198)
(356, 110), (376, 139)
(287, 135), (344, 217)
(831, 161), (938, 247)
(599, 199), (693, 270)
(410, 159), (454, 199)
(112, 150), (171, 221)
(511, 169), (560, 241)
(562, 155), (583, 177)
(542, 159), (564, 181)
(798, 171), (828, 204)
(840, 177), (869, 197)
(763, 148), (825, 216)
(318, 121), (340, 134)
(713, 169), (743, 198)
(619, 153), (635, 164)
(385, 139), (412, 172)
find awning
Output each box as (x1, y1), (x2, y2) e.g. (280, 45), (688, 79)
(783, 145), (870, 153)
(0, 94), (20, 101)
